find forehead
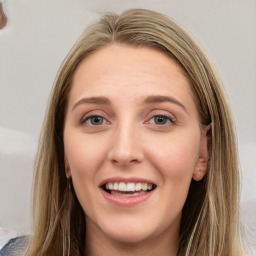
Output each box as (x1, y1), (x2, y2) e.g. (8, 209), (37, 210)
(69, 44), (196, 111)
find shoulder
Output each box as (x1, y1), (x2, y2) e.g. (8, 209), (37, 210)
(0, 236), (29, 256)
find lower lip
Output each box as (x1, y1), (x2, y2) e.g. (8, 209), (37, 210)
(100, 188), (155, 206)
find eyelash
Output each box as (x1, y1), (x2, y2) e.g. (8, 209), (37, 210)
(81, 115), (109, 126)
(80, 113), (176, 127)
(147, 114), (176, 126)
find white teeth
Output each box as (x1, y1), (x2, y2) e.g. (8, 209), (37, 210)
(127, 183), (135, 191)
(104, 182), (154, 192)
(114, 182), (118, 190)
(118, 182), (126, 191)
(147, 184), (153, 190)
(135, 183), (142, 191)
(142, 183), (147, 190)
(108, 183), (114, 190)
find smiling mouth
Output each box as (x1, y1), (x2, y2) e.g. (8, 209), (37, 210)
(102, 182), (156, 197)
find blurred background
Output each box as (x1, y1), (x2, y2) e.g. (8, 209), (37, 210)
(0, 0), (255, 253)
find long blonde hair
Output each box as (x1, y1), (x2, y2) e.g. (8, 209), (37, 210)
(26, 9), (244, 256)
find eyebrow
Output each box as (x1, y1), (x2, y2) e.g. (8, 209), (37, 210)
(72, 96), (111, 111)
(144, 95), (187, 113)
(72, 95), (187, 113)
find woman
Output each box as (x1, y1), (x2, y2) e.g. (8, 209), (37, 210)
(24, 9), (244, 256)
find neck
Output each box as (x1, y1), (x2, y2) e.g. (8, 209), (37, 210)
(85, 221), (179, 256)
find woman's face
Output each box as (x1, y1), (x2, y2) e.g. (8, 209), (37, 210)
(64, 45), (209, 246)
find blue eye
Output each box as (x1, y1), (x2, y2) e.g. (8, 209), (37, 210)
(82, 115), (107, 126)
(149, 115), (173, 125)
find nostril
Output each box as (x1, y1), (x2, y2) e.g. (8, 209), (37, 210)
(110, 158), (140, 165)
(108, 148), (143, 165)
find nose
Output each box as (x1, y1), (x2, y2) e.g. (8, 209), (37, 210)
(107, 123), (143, 166)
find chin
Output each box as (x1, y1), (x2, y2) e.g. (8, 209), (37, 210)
(94, 216), (157, 244)
(104, 228), (154, 244)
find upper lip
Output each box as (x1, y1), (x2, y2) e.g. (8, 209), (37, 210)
(99, 176), (156, 187)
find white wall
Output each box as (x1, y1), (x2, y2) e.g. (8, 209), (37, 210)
(0, 0), (255, 250)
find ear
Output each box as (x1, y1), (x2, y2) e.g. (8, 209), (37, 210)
(193, 124), (211, 181)
(64, 155), (72, 179)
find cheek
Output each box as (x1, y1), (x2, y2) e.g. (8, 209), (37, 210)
(147, 130), (201, 181)
(63, 138), (106, 216)
(64, 134), (106, 213)
(64, 133), (106, 178)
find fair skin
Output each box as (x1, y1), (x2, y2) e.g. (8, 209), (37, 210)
(64, 44), (210, 256)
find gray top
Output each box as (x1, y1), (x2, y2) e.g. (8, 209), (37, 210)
(0, 236), (29, 256)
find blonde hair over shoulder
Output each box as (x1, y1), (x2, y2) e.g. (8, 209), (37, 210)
(26, 9), (244, 256)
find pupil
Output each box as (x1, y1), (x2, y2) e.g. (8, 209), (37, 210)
(92, 116), (103, 125)
(155, 116), (166, 124)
